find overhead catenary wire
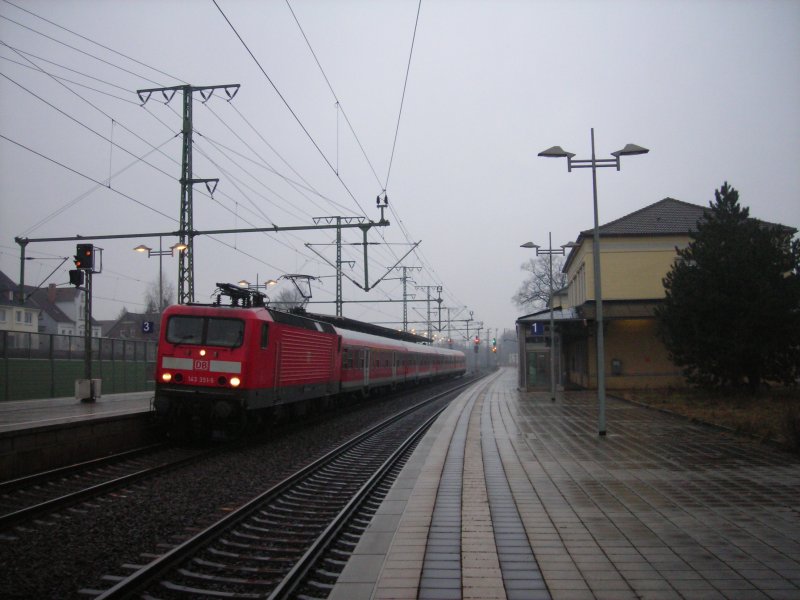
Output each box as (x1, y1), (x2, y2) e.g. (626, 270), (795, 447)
(0, 132), (177, 223)
(285, 0), (383, 190)
(0, 52), (140, 104)
(212, 0), (369, 219)
(2, 2), (474, 326)
(1, 0), (184, 84)
(284, 0), (443, 296)
(384, 0), (421, 192)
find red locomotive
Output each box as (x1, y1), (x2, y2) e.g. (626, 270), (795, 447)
(154, 284), (466, 438)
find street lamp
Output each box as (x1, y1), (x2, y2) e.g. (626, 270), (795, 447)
(521, 234), (578, 402)
(133, 237), (187, 312)
(539, 128), (648, 436)
(237, 276), (278, 291)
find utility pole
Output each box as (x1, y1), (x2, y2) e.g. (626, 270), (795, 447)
(306, 204), (416, 317)
(137, 83), (240, 304)
(394, 266), (421, 332)
(415, 285), (442, 342)
(308, 216), (369, 317)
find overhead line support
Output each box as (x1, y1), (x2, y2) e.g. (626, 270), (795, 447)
(137, 82), (240, 304)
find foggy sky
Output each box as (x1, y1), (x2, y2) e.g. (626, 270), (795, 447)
(1, 0), (798, 341)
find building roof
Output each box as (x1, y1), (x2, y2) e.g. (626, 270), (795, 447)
(28, 290), (74, 323)
(582, 197), (709, 238)
(565, 197), (796, 272)
(0, 270), (96, 326)
(516, 307), (581, 324)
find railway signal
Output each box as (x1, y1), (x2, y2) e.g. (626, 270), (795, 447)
(68, 269), (84, 287)
(74, 244), (94, 270)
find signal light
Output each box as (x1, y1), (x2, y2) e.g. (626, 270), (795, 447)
(74, 243), (94, 270)
(68, 269), (84, 287)
(474, 336), (480, 345)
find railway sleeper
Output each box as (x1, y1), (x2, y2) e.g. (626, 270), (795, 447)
(214, 539), (305, 562)
(312, 567), (342, 580)
(216, 537), (308, 553)
(238, 523), (317, 538)
(160, 580), (262, 599)
(270, 499), (341, 515)
(251, 514), (329, 528)
(296, 480), (349, 492)
(207, 547), (294, 565)
(305, 578), (334, 591)
(279, 497), (348, 511)
(193, 557), (287, 574)
(177, 567), (278, 587)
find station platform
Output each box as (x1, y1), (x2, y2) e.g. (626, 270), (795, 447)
(330, 367), (800, 600)
(0, 390), (155, 479)
(0, 390), (154, 434)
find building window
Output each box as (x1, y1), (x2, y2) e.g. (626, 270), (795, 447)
(16, 310), (22, 323)
(24, 312), (32, 324)
(0, 308), (5, 323)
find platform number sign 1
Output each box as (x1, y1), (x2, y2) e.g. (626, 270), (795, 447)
(142, 321), (155, 334)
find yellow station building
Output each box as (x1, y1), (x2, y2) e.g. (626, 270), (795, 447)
(518, 197), (717, 391)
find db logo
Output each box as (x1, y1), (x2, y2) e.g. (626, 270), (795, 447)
(194, 360), (210, 371)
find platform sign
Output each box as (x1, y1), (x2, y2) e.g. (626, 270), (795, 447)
(142, 321), (155, 334)
(530, 323), (545, 336)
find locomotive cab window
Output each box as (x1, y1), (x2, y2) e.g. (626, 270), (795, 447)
(166, 316), (245, 348)
(166, 316), (203, 345)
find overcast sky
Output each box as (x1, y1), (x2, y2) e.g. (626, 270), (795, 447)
(1, 0), (798, 341)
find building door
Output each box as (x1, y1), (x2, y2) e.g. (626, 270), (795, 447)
(526, 350), (550, 390)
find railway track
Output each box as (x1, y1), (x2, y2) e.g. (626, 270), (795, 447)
(0, 444), (213, 531)
(92, 381), (471, 599)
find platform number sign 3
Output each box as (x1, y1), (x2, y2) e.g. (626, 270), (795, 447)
(142, 321), (155, 334)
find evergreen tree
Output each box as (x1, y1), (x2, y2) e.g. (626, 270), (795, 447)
(656, 182), (800, 391)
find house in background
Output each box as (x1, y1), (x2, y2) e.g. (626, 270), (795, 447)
(104, 309), (162, 341)
(0, 271), (41, 349)
(0, 272), (101, 346)
(517, 197), (796, 391)
(29, 284), (101, 339)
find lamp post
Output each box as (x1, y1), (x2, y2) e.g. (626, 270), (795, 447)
(134, 237), (187, 312)
(237, 276), (278, 292)
(538, 128), (648, 436)
(521, 233), (578, 402)
(238, 273), (278, 303)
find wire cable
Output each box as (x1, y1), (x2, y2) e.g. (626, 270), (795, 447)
(1, 0), (185, 84)
(384, 0), (421, 191)
(285, 0), (383, 189)
(212, 0), (368, 218)
(0, 132), (177, 223)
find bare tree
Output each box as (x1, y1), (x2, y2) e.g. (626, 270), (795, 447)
(144, 277), (176, 313)
(270, 287), (306, 311)
(512, 255), (567, 311)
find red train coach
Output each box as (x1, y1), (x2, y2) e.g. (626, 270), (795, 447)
(154, 284), (465, 438)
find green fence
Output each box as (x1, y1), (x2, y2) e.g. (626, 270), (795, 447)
(0, 331), (157, 401)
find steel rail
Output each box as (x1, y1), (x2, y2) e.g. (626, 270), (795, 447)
(268, 399), (449, 599)
(0, 443), (167, 491)
(0, 445), (211, 530)
(96, 379), (476, 599)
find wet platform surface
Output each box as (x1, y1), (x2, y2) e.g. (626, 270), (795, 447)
(331, 367), (800, 600)
(0, 390), (153, 434)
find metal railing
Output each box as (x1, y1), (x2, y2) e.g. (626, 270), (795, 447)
(0, 331), (157, 401)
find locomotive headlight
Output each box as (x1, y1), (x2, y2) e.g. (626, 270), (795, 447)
(161, 372), (172, 382)
(199, 349), (207, 357)
(230, 376), (241, 388)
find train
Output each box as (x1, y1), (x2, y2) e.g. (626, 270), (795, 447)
(153, 284), (466, 438)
